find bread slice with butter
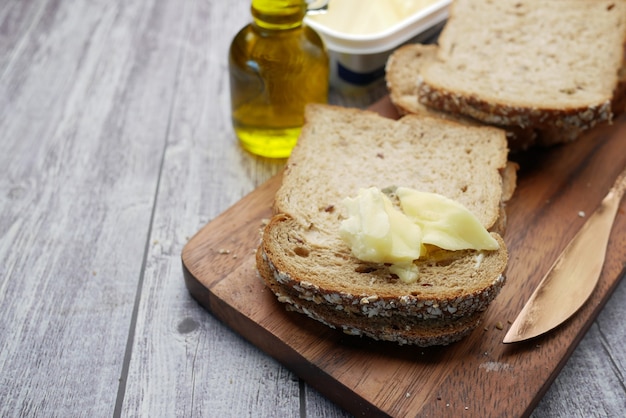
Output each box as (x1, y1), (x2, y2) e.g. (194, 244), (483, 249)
(256, 104), (515, 346)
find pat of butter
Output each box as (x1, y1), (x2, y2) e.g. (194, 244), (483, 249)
(339, 187), (424, 265)
(339, 187), (499, 284)
(396, 187), (500, 251)
(308, 0), (440, 36)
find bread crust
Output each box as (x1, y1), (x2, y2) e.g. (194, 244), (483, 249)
(416, 80), (613, 131)
(262, 270), (485, 347)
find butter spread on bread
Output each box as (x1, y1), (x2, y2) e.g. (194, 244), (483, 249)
(339, 186), (499, 284)
(339, 187), (423, 283)
(256, 104), (515, 346)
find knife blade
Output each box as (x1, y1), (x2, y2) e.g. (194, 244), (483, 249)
(503, 166), (626, 344)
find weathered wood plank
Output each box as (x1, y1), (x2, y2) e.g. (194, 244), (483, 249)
(0, 0), (47, 73)
(118, 0), (300, 416)
(0, 0), (181, 415)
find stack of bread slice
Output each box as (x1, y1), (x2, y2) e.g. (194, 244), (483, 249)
(256, 104), (517, 346)
(386, 0), (626, 151)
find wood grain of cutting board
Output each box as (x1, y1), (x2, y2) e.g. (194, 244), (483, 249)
(182, 97), (626, 417)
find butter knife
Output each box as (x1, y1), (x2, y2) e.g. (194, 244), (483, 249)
(503, 166), (626, 343)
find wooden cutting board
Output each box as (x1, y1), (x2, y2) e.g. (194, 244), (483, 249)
(182, 97), (626, 417)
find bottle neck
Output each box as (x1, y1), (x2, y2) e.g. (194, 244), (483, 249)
(251, 0), (307, 30)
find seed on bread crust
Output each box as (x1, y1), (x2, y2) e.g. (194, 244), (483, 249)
(260, 245), (507, 321)
(417, 79), (612, 131)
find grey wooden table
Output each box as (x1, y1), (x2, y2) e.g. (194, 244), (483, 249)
(1, 0), (624, 416)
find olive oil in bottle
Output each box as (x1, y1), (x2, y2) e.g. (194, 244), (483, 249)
(228, 0), (329, 158)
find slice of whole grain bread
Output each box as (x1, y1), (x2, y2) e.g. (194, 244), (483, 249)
(386, 40), (626, 150)
(256, 104), (515, 346)
(417, 0), (626, 132)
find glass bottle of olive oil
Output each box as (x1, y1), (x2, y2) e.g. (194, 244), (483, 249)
(229, 0), (329, 158)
